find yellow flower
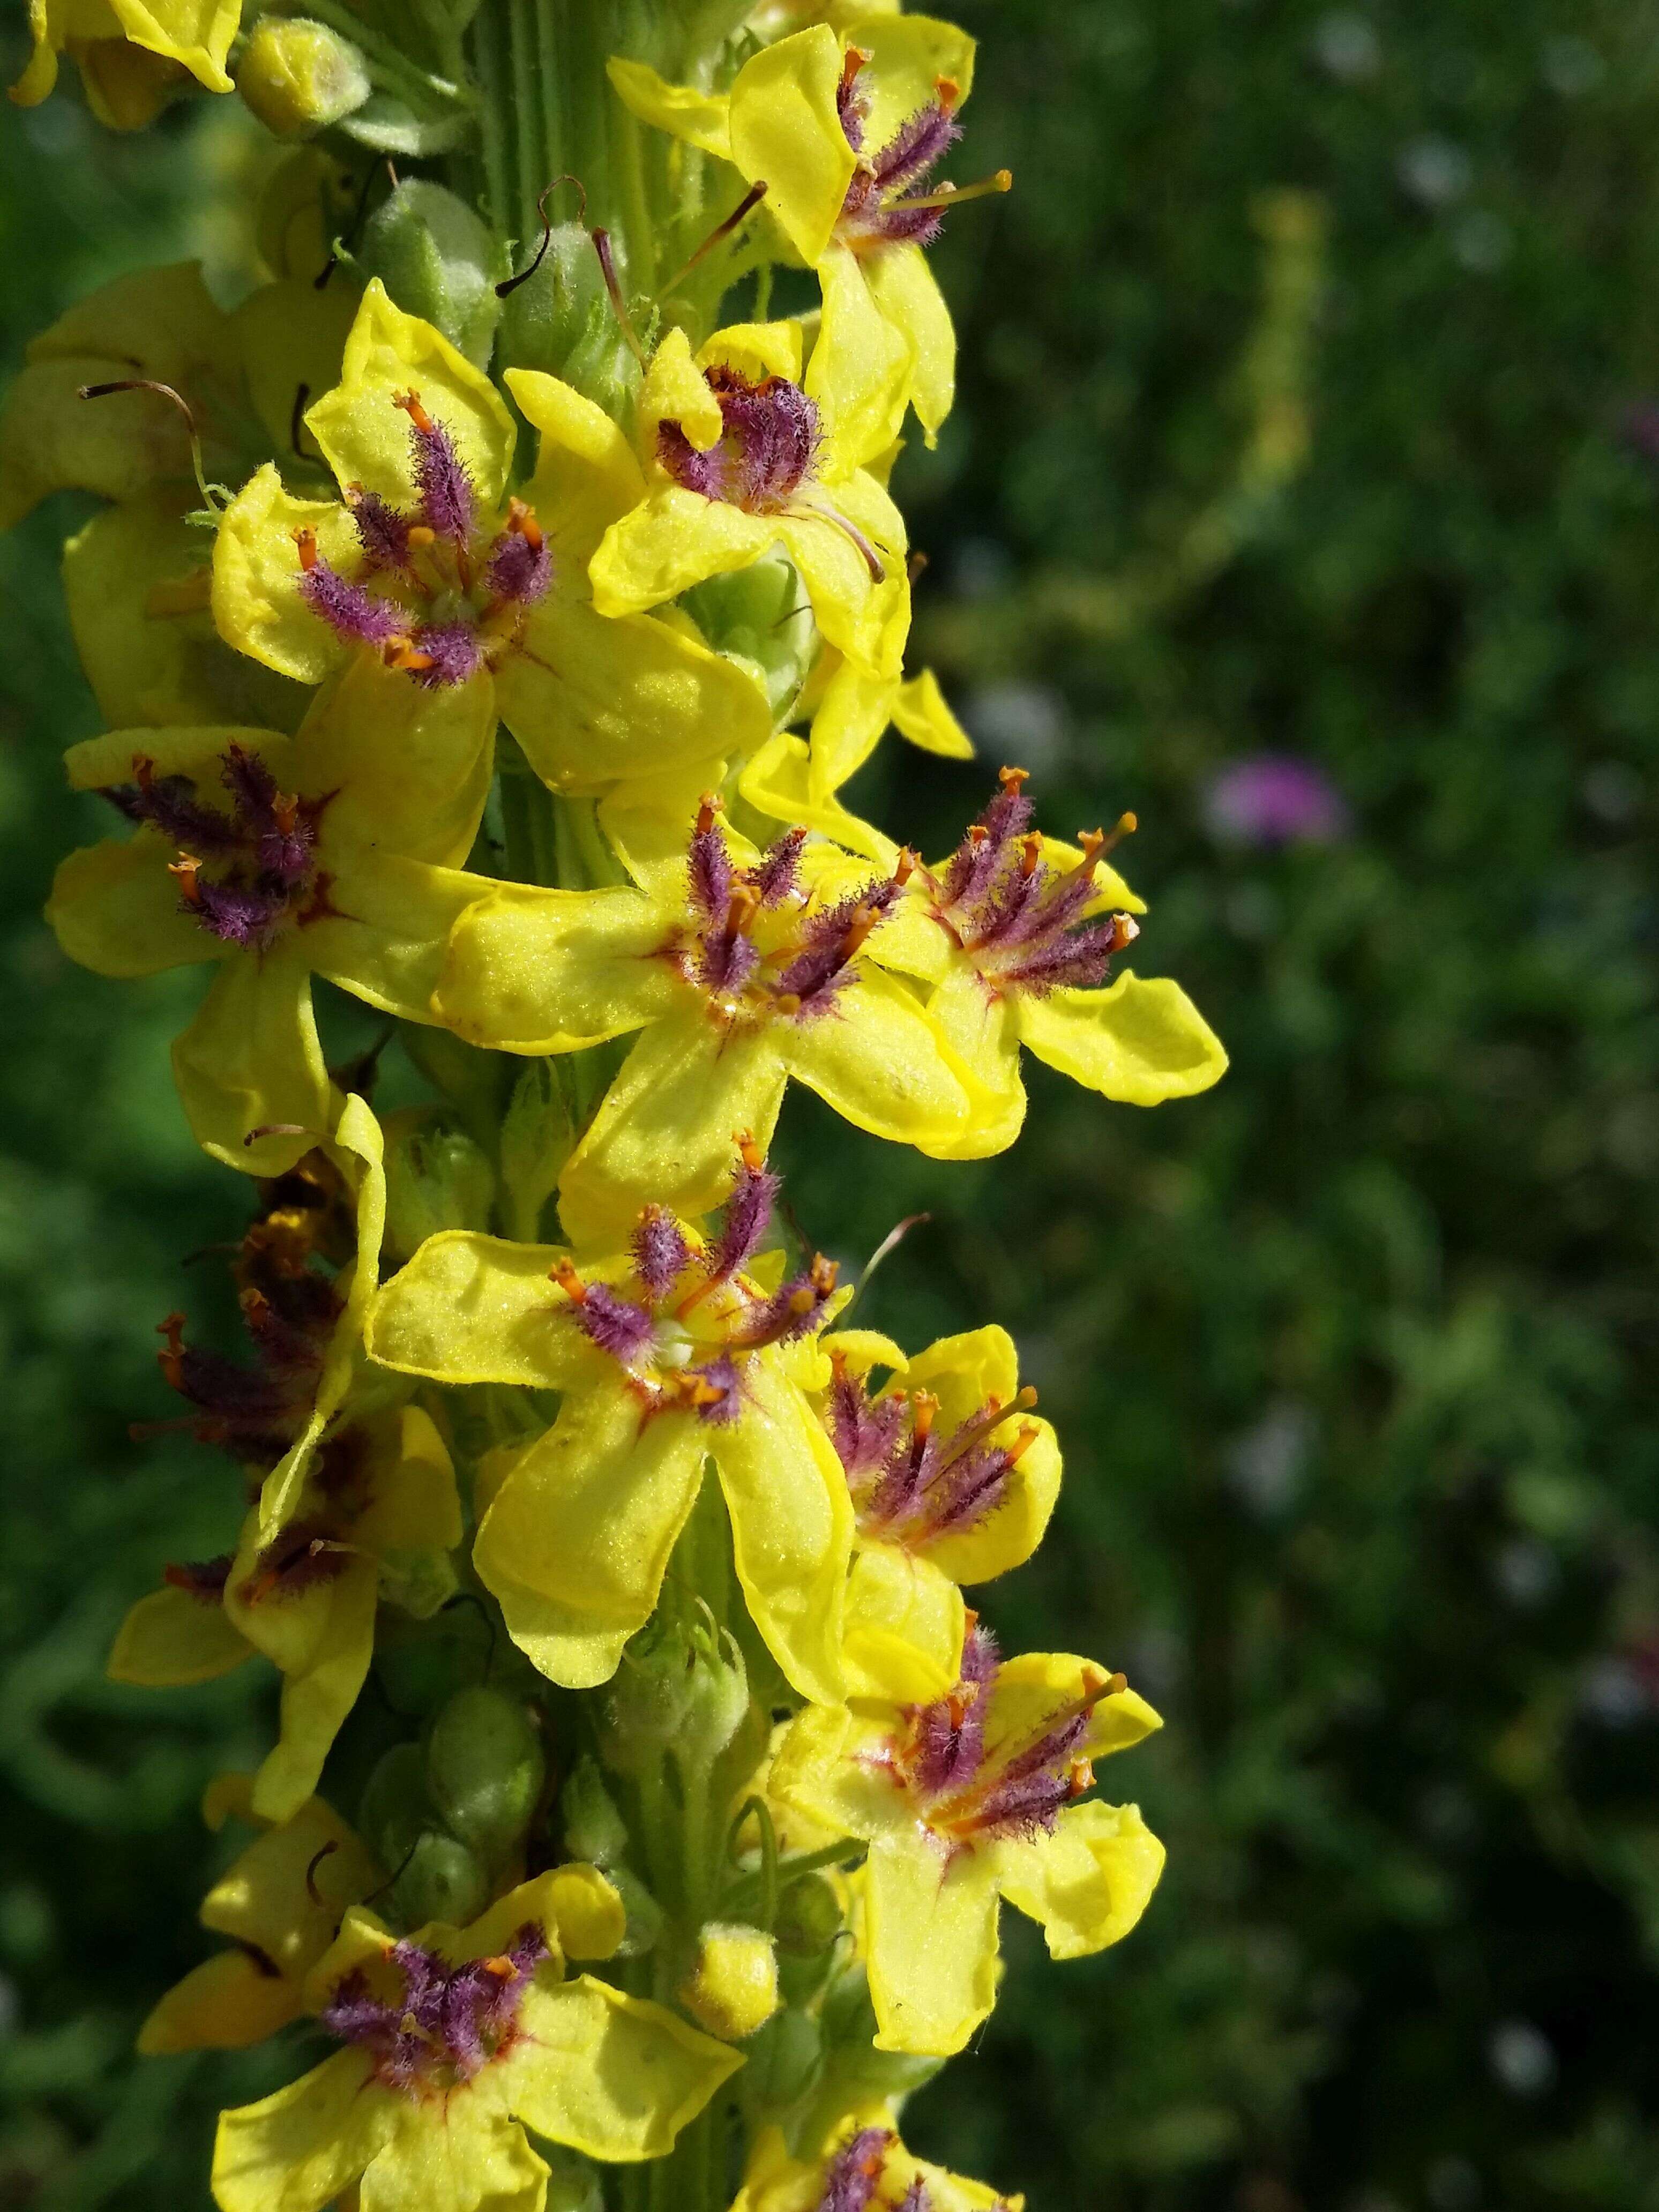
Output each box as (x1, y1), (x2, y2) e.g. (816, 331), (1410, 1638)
(610, 13), (993, 441)
(139, 1776), (380, 2054)
(45, 657), (492, 1176)
(434, 782), (989, 1246)
(794, 650), (973, 808)
(818, 1323), (1060, 1702)
(734, 2114), (1022, 2212)
(770, 1621), (1165, 2054)
(214, 280), (767, 795)
(10, 0), (238, 120)
(109, 1100), (466, 1821)
(742, 744), (1229, 1152)
(585, 303), (912, 679)
(365, 1151), (853, 1702)
(212, 1867), (741, 2212)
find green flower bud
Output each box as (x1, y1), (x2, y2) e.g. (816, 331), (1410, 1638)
(742, 2006), (824, 2111)
(497, 222), (642, 422)
(358, 1742), (433, 1873)
(606, 1866), (666, 1959)
(425, 1686), (547, 1870)
(818, 1964), (945, 2101)
(683, 555), (817, 723)
(679, 1922), (780, 2041)
(358, 180), (507, 368)
(382, 1107), (497, 1264)
(236, 18), (371, 140)
(499, 1062), (573, 1243)
(775, 1871), (843, 1956)
(543, 2150), (604, 2212)
(385, 1829), (492, 1931)
(561, 1754), (630, 1869)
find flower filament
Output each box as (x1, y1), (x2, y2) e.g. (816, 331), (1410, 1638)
(834, 50), (1011, 253)
(827, 1354), (1040, 1551)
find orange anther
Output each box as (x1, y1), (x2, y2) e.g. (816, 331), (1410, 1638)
(272, 793), (300, 836)
(998, 765), (1030, 793)
(967, 823), (990, 847)
(407, 524), (436, 550)
(550, 1258), (588, 1303)
(810, 1254), (839, 1294)
(1108, 914), (1141, 954)
(1066, 1757), (1095, 1799)
(893, 847), (917, 888)
(911, 1389), (939, 1443)
(935, 73), (962, 108)
(672, 1371), (727, 1409)
(507, 496), (544, 554)
(1076, 827), (1105, 867)
(772, 991), (802, 1017)
(293, 527), (318, 572)
(387, 638), (436, 673)
(481, 1955), (517, 1980)
(1019, 833), (1042, 878)
(392, 388), (436, 435)
(1004, 1423), (1040, 1468)
(167, 853), (204, 906)
(736, 1130), (766, 1174)
(132, 752), (156, 792)
(841, 902), (880, 956)
(840, 44), (869, 99)
(696, 790), (724, 835)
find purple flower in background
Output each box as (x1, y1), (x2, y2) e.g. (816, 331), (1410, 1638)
(1204, 754), (1351, 847)
(1618, 399), (1659, 468)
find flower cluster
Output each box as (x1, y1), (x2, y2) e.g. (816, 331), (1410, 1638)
(7, 9), (1225, 2211)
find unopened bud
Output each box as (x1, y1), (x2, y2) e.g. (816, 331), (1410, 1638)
(236, 18), (371, 139)
(498, 222), (641, 421)
(499, 1062), (574, 1243)
(818, 1964), (945, 2101)
(775, 1871), (843, 1956)
(601, 1615), (748, 1775)
(742, 2005), (824, 2111)
(385, 1828), (491, 1932)
(542, 2150), (604, 2212)
(357, 1742), (432, 1873)
(561, 1755), (630, 1869)
(606, 1865), (666, 1958)
(383, 1107), (496, 1264)
(682, 554), (816, 721)
(359, 180), (507, 368)
(425, 1686), (547, 1870)
(679, 1922), (780, 2041)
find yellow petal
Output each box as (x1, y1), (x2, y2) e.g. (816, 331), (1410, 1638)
(47, 835), (222, 980)
(890, 665), (973, 758)
(556, 1017), (786, 1251)
(864, 242), (957, 444)
(776, 494), (908, 678)
(245, 1563), (380, 1824)
(307, 280), (517, 513)
(201, 1793), (380, 1970)
(348, 1405), (462, 1557)
(590, 490), (777, 620)
(728, 28), (857, 266)
(1013, 973), (1229, 1104)
(639, 325), (724, 457)
(993, 1798), (1165, 1959)
(842, 1543), (963, 1705)
(707, 1356), (853, 1706)
(738, 733), (898, 872)
(211, 462), (359, 684)
(864, 1830), (1001, 2056)
(294, 657), (496, 868)
(110, 0), (238, 91)
(809, 246), (911, 473)
(920, 1422), (1059, 1588)
(212, 2049), (389, 2212)
(801, 660), (899, 798)
(696, 320), (804, 388)
(905, 966), (1026, 1157)
(72, 36), (187, 129)
(495, 1978), (742, 2158)
(139, 1949), (300, 2056)
(778, 965), (974, 1150)
(304, 853), (488, 1023)
(819, 1326), (908, 1380)
(501, 593), (764, 798)
(171, 951), (332, 1176)
(230, 276), (361, 462)
(360, 2104), (544, 2212)
(474, 1384), (708, 1687)
(434, 881), (676, 1053)
(987, 1650), (1162, 1765)
(367, 1230), (597, 1390)
(853, 14), (977, 148)
(767, 1702), (907, 1842)
(605, 55), (732, 161)
(108, 1585), (252, 1686)
(506, 366), (648, 561)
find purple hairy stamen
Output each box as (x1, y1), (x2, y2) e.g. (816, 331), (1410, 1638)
(298, 552), (409, 649)
(752, 828), (806, 907)
(396, 392), (475, 544)
(322, 1926), (548, 2094)
(347, 489), (412, 570)
(405, 621), (487, 689)
(819, 2128), (895, 2212)
(632, 1205), (692, 1301)
(485, 521), (552, 606)
(834, 46), (966, 252)
(561, 1277), (657, 1366)
(657, 365), (820, 513)
(708, 1156), (779, 1282)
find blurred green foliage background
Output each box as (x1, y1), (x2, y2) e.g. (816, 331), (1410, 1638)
(4, 1), (1659, 2207)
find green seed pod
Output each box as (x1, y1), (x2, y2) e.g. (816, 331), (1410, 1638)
(358, 179), (507, 368)
(497, 223), (642, 423)
(742, 2006), (824, 2111)
(425, 1685), (547, 1868)
(358, 1742), (433, 1873)
(775, 1871), (843, 1956)
(561, 1754), (630, 1869)
(236, 18), (372, 140)
(385, 1829), (492, 1932)
(382, 1107), (497, 1264)
(682, 554), (817, 722)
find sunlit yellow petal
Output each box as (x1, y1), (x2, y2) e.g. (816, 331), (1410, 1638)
(495, 1978), (741, 2159)
(864, 1831), (1000, 2056)
(1013, 973), (1229, 1104)
(590, 490), (777, 619)
(139, 1949), (301, 2056)
(434, 881), (676, 1053)
(108, 1585), (252, 1686)
(171, 951), (332, 1176)
(842, 1543), (964, 1704)
(247, 1563), (379, 1824)
(367, 1230), (596, 1391)
(212, 462), (358, 684)
(507, 366), (649, 559)
(47, 835), (222, 979)
(728, 28), (857, 265)
(863, 243), (957, 444)
(605, 55), (733, 161)
(810, 245), (911, 473)
(993, 1798), (1165, 1958)
(304, 853), (486, 1024)
(212, 2049), (388, 2212)
(778, 966), (974, 1150)
(295, 658), (496, 868)
(110, 0), (238, 91)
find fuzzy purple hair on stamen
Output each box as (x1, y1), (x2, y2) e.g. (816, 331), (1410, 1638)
(687, 822), (733, 918)
(709, 1160), (779, 1281)
(658, 369), (820, 514)
(191, 877), (291, 949)
(873, 100), (961, 193)
(690, 1351), (742, 1424)
(349, 490), (412, 570)
(752, 828), (806, 907)
(298, 556), (407, 649)
(826, 1369), (906, 1478)
(408, 621), (487, 689)
(632, 1206), (692, 1301)
(407, 412), (475, 544)
(163, 1553), (234, 1601)
(820, 2127), (893, 2212)
(570, 1283), (657, 1366)
(697, 923), (762, 998)
(485, 526), (552, 607)
(104, 770), (240, 851)
(835, 66), (869, 153)
(320, 1926), (547, 2094)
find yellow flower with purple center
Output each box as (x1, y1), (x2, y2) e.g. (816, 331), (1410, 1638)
(609, 14), (1004, 441)
(819, 1324), (1061, 1701)
(366, 1148), (852, 1702)
(139, 1776), (380, 2056)
(434, 785), (988, 1246)
(771, 1621), (1165, 2055)
(734, 2114), (1022, 2212)
(212, 1868), (739, 2212)
(45, 655), (491, 1175)
(214, 280), (768, 794)
(586, 302), (912, 681)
